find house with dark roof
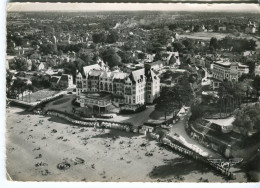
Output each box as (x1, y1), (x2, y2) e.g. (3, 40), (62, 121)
(50, 74), (73, 90)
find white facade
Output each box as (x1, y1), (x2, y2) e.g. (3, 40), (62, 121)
(76, 62), (160, 106)
(211, 60), (249, 90)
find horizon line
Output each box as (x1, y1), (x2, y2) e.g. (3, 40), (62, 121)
(6, 3), (260, 13)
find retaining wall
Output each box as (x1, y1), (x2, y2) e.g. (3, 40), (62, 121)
(9, 99), (34, 108)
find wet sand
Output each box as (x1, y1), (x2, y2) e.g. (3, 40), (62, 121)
(6, 107), (243, 182)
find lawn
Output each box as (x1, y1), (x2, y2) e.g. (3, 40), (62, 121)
(179, 32), (231, 41)
(44, 94), (76, 114)
(21, 89), (60, 103)
(52, 98), (71, 105)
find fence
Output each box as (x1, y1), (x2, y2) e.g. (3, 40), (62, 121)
(8, 99), (35, 108)
(39, 110), (136, 133)
(30, 94), (64, 110)
(8, 93), (65, 111)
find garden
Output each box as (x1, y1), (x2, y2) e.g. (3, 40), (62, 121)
(21, 89), (60, 103)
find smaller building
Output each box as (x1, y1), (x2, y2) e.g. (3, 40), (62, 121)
(245, 21), (256, 34)
(211, 60), (249, 90)
(218, 25), (227, 32)
(144, 60), (164, 71)
(255, 65), (260, 76)
(50, 74), (73, 90)
(35, 62), (45, 71)
(79, 92), (112, 113)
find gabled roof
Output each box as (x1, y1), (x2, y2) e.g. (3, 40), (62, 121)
(129, 68), (145, 83)
(83, 64), (101, 76)
(88, 69), (102, 77)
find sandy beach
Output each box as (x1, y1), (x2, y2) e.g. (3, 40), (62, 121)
(6, 107), (241, 182)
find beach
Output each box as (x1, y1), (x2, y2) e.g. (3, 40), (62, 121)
(6, 107), (240, 182)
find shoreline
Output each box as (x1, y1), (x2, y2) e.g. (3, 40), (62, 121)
(5, 106), (247, 182)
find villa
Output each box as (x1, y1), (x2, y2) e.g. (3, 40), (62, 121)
(76, 59), (160, 112)
(211, 59), (249, 90)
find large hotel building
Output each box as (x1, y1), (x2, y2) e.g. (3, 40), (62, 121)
(76, 60), (160, 112)
(211, 59), (249, 90)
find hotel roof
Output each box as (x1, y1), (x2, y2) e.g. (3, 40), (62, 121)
(214, 60), (231, 67)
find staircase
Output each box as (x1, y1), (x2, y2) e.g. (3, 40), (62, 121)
(202, 122), (211, 136)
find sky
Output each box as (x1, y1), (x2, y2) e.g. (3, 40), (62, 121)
(6, 3), (260, 12)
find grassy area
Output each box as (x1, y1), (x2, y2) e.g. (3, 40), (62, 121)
(43, 94), (76, 114)
(22, 89), (60, 103)
(52, 98), (71, 105)
(179, 32), (231, 41)
(150, 110), (171, 120)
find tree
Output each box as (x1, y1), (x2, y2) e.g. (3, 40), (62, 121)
(218, 80), (245, 115)
(40, 43), (58, 55)
(9, 58), (28, 71)
(106, 30), (119, 44)
(31, 75), (51, 89)
(190, 103), (204, 121)
(137, 52), (146, 60)
(244, 58), (256, 75)
(166, 46), (173, 52)
(100, 48), (122, 67)
(117, 51), (135, 64)
(233, 103), (260, 140)
(6, 70), (14, 97)
(175, 74), (195, 106)
(155, 87), (180, 122)
(92, 32), (107, 44)
(79, 52), (93, 64)
(172, 42), (185, 53)
(209, 37), (218, 50)
(12, 78), (27, 100)
(182, 39), (195, 52)
(252, 75), (260, 96)
(150, 26), (172, 47)
(31, 61), (38, 71)
(193, 25), (202, 32)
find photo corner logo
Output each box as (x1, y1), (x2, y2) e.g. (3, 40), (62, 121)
(208, 158), (243, 168)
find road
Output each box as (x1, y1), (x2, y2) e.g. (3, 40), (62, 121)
(169, 110), (222, 159)
(201, 67), (211, 86)
(121, 105), (155, 127)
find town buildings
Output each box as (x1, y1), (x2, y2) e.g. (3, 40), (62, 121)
(76, 60), (160, 112)
(211, 59), (249, 90)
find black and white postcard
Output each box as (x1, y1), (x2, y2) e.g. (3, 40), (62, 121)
(3, 1), (260, 184)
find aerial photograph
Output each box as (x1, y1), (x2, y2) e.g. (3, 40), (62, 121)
(4, 2), (260, 182)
